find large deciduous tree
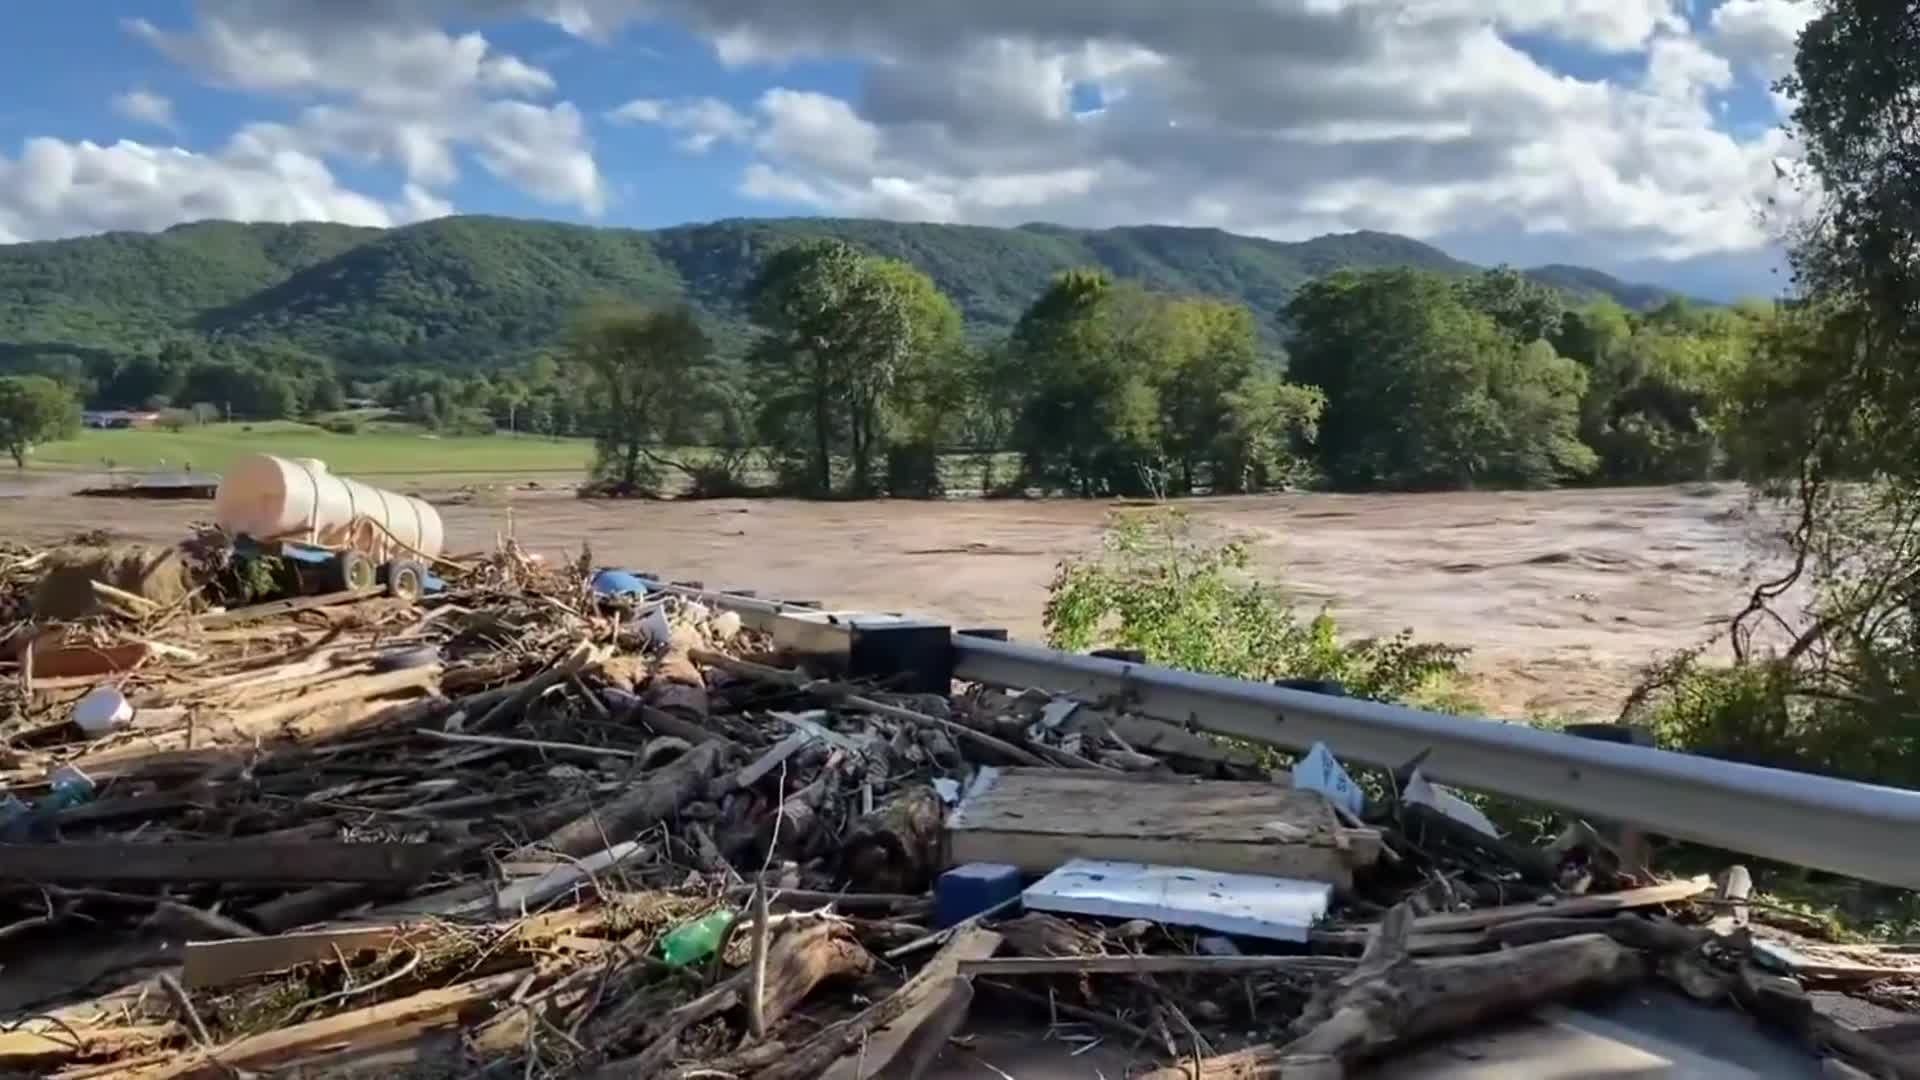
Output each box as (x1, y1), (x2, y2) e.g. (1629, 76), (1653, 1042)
(748, 240), (954, 496)
(0, 375), (80, 468)
(569, 304), (714, 496)
(1286, 269), (1593, 490)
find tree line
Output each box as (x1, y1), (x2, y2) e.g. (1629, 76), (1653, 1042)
(0, 239), (1777, 497)
(571, 240), (1778, 498)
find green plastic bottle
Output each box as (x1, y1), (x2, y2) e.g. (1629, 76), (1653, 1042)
(658, 909), (735, 968)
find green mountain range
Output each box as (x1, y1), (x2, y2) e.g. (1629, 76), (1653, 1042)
(0, 215), (1675, 370)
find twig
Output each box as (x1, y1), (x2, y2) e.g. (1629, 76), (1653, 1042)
(414, 727), (639, 761)
(748, 883), (770, 1039)
(283, 950), (423, 1022)
(158, 973), (212, 1049)
(885, 894), (1021, 961)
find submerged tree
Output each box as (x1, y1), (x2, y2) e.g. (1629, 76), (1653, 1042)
(748, 240), (955, 496)
(0, 375), (80, 468)
(569, 304), (713, 496)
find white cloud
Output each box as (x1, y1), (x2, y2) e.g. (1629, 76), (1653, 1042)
(118, 3), (602, 216)
(607, 97), (755, 153)
(111, 89), (176, 130)
(6, 0), (1807, 284)
(1644, 33), (1734, 107)
(1711, 0), (1816, 80)
(126, 10), (554, 108)
(0, 136), (432, 243)
(577, 0), (1798, 268)
(473, 101), (606, 212)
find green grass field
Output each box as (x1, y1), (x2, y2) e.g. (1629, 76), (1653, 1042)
(29, 421), (595, 477)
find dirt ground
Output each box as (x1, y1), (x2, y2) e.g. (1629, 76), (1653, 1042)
(0, 477), (1779, 719)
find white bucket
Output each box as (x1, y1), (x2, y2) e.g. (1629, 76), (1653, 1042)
(72, 687), (133, 736)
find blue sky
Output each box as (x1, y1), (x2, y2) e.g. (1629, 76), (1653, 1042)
(0, 1), (1815, 298)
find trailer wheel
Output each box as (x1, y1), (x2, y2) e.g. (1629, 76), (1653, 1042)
(385, 559), (427, 602)
(327, 550), (376, 593)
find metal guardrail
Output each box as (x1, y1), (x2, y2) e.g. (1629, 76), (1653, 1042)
(643, 579), (1920, 890)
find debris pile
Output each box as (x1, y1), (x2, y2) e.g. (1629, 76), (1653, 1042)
(0, 536), (1912, 1079)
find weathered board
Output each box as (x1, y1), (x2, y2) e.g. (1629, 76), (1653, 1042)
(945, 768), (1379, 889)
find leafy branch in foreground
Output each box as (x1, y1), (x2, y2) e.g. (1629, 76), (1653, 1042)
(1042, 509), (1467, 706)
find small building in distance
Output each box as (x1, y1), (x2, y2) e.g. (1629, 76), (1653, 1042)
(81, 410), (162, 430)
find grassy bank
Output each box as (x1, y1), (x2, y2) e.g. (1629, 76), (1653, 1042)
(26, 422), (594, 477)
(24, 422), (1028, 494)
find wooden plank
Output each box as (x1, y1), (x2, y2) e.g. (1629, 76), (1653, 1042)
(489, 841), (648, 916)
(1309, 929), (1489, 956)
(960, 954), (1356, 977)
(946, 767), (1371, 888)
(820, 928), (1002, 1080)
(0, 841), (455, 884)
(127, 969), (531, 1079)
(26, 642), (153, 681)
(183, 926), (408, 988)
(192, 589), (377, 630)
(0, 1023), (179, 1066)
(1330, 877), (1713, 937)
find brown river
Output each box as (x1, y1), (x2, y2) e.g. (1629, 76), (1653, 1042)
(0, 481), (1783, 719)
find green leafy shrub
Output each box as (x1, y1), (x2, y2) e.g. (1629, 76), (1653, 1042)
(1043, 509), (1467, 705)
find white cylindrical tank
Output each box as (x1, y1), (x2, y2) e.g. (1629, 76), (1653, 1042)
(214, 454), (445, 562)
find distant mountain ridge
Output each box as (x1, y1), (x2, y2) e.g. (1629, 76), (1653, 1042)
(0, 215), (1680, 370)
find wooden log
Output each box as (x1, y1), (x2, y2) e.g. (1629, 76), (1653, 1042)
(764, 927), (1001, 1080)
(0, 841), (455, 884)
(633, 702), (739, 747)
(413, 727), (641, 761)
(1323, 876), (1712, 938)
(1483, 914), (1708, 954)
(821, 929), (1003, 1080)
(480, 640), (602, 729)
(536, 739), (731, 857)
(840, 784), (945, 895)
(1139, 904), (1646, 1079)
(758, 920), (877, 1030)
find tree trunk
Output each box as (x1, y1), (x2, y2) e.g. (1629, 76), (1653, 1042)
(813, 355), (833, 496)
(538, 740), (731, 857)
(1139, 904), (1644, 1079)
(839, 785), (945, 894)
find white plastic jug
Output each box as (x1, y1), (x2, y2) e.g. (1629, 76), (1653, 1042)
(214, 454), (445, 562)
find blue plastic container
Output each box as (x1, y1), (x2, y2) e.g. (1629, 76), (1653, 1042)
(935, 863), (1023, 928)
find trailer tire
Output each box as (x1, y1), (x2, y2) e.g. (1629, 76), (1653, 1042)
(385, 559), (427, 602)
(327, 550), (377, 593)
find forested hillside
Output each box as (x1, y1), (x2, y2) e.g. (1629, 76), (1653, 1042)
(0, 215), (1672, 371)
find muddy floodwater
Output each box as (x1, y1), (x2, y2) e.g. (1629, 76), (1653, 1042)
(0, 480), (1781, 719)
